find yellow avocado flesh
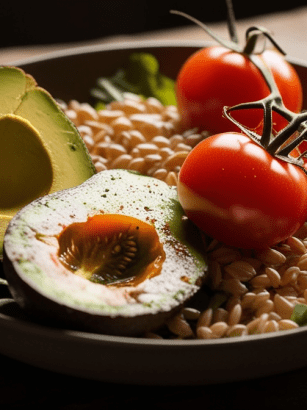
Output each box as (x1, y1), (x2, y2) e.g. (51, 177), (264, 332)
(0, 67), (96, 258)
(0, 114), (53, 211)
(0, 67), (36, 115)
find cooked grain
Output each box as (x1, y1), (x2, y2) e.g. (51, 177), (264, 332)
(165, 171), (178, 186)
(197, 308), (213, 328)
(298, 254), (307, 270)
(274, 294), (294, 319)
(278, 319), (299, 330)
(286, 236), (307, 255)
(280, 266), (300, 286)
(255, 299), (274, 316)
(256, 248), (287, 266)
(224, 260), (257, 282)
(253, 290), (271, 309)
(265, 267), (281, 288)
(213, 307), (229, 323)
(241, 292), (257, 309)
(210, 321), (229, 338)
(152, 168), (168, 180)
(268, 312), (282, 321)
(228, 303), (242, 326)
(197, 326), (213, 339)
(182, 307), (201, 321)
(220, 278), (248, 296)
(225, 296), (241, 312)
(227, 324), (248, 337)
(246, 316), (262, 334)
(167, 313), (194, 339)
(263, 320), (279, 333)
(250, 274), (271, 288)
(210, 246), (242, 265)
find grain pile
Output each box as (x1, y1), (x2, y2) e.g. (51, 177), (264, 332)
(60, 93), (208, 187)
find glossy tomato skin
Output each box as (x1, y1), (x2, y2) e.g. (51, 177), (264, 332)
(176, 46), (303, 135)
(177, 132), (307, 249)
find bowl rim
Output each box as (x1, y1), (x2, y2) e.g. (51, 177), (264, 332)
(8, 38), (307, 69)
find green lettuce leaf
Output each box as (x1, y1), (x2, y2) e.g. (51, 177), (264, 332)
(291, 303), (307, 326)
(90, 53), (177, 108)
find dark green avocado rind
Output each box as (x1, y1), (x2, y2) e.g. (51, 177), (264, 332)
(3, 170), (207, 336)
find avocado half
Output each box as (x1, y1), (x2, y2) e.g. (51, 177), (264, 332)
(3, 169), (207, 336)
(0, 66), (96, 258)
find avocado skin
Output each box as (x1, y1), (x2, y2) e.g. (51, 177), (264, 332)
(3, 253), (182, 336)
(3, 170), (207, 336)
(0, 66), (96, 259)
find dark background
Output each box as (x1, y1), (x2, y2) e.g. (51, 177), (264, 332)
(1, 0), (307, 48)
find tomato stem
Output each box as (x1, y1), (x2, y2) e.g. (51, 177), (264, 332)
(225, 0), (239, 44)
(269, 113), (307, 155)
(243, 26), (286, 55)
(170, 9), (241, 53)
(224, 54), (307, 171)
(171, 2), (286, 57)
(277, 128), (307, 158)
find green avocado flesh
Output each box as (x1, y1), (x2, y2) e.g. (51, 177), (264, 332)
(3, 170), (207, 336)
(0, 67), (96, 259)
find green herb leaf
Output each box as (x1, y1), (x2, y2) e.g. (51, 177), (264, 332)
(291, 303), (307, 326)
(90, 53), (177, 107)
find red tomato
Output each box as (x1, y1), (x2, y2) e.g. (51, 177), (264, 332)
(295, 140), (307, 165)
(176, 46), (303, 135)
(177, 132), (307, 249)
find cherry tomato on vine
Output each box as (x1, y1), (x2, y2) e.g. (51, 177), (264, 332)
(294, 139), (307, 165)
(177, 132), (307, 249)
(176, 46), (303, 135)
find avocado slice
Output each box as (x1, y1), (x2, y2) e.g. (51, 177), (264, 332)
(0, 67), (96, 258)
(3, 169), (207, 336)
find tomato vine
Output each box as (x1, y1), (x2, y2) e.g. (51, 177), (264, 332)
(175, 1), (307, 249)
